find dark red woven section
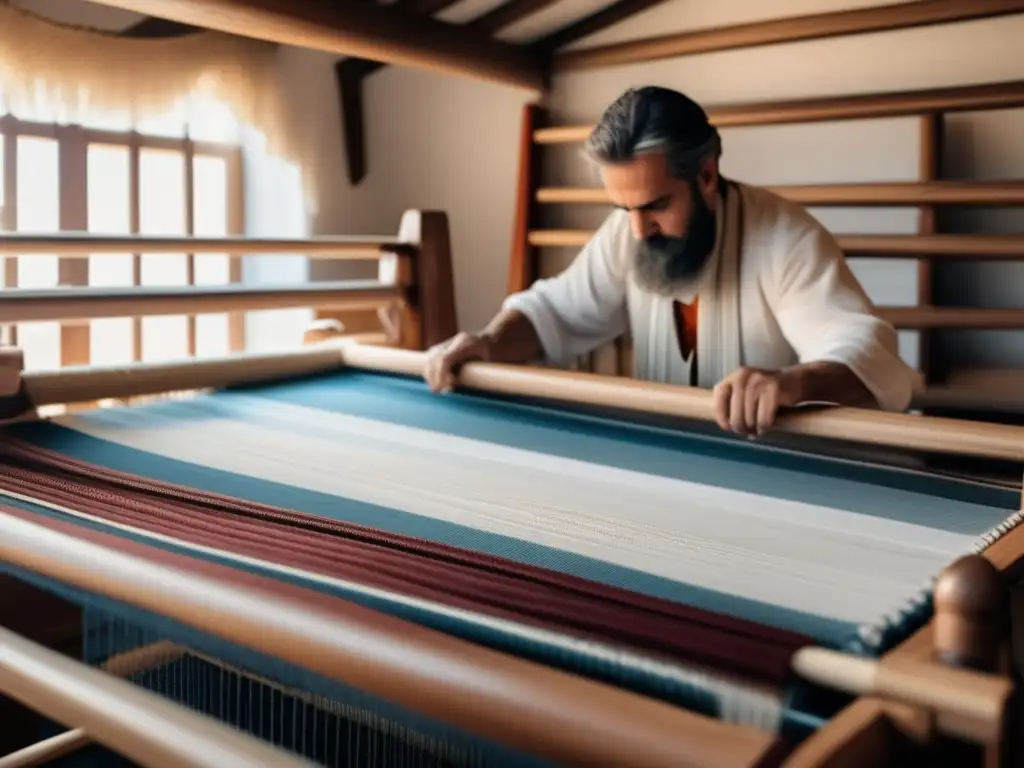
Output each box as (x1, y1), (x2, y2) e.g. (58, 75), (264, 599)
(0, 438), (810, 685)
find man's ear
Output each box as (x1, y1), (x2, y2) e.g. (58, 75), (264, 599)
(695, 158), (719, 207)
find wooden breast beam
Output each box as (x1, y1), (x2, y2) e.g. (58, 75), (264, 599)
(337, 345), (1024, 461)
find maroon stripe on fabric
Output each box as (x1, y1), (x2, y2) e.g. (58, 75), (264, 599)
(0, 438), (810, 684)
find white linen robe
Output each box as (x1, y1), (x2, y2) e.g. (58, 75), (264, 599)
(503, 181), (920, 413)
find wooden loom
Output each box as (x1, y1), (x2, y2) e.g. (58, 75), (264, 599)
(0, 336), (1020, 766)
(509, 78), (1024, 420)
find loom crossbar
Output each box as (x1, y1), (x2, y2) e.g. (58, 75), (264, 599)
(6, 344), (1022, 461)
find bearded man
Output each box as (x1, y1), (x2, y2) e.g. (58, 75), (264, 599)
(424, 86), (920, 436)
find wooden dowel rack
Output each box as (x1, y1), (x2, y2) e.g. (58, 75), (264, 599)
(0, 282), (401, 324)
(532, 81), (1024, 143)
(527, 230), (1024, 258)
(536, 180), (1024, 207)
(0, 233), (406, 258)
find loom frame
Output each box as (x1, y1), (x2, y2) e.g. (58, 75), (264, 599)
(0, 341), (1022, 766)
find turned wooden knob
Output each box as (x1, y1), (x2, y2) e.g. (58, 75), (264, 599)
(933, 554), (1006, 671)
(0, 347), (24, 398)
(303, 318), (346, 345)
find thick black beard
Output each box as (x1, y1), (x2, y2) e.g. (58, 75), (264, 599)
(632, 188), (717, 297)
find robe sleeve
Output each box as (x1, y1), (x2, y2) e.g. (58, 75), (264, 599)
(502, 212), (630, 366)
(769, 223), (922, 412)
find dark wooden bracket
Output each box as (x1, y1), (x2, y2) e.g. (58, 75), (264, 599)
(334, 57), (384, 187)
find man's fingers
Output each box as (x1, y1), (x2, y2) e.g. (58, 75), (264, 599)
(756, 387), (778, 436)
(713, 382), (732, 432)
(728, 380), (747, 434)
(743, 379), (761, 435)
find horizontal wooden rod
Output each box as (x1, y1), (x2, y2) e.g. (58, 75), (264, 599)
(536, 181), (1024, 206)
(0, 282), (400, 324)
(0, 624), (307, 768)
(0, 509), (774, 768)
(532, 80), (1024, 142)
(878, 306), (1024, 329)
(0, 642), (190, 768)
(553, 0), (1024, 70)
(10, 342), (1023, 459)
(913, 367), (1024, 412)
(337, 345), (1024, 461)
(528, 230), (1024, 258)
(841, 234), (1024, 257)
(791, 648), (1010, 744)
(86, 0), (545, 93)
(20, 346), (349, 407)
(0, 233), (404, 258)
(0, 729), (92, 768)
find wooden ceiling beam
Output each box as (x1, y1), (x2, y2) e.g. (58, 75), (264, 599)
(86, 0), (546, 93)
(554, 0), (1024, 70)
(533, 0), (672, 53)
(470, 0), (563, 36)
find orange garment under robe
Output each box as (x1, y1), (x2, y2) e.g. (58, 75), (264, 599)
(672, 298), (699, 385)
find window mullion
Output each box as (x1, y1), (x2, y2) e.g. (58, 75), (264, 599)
(57, 125), (90, 368)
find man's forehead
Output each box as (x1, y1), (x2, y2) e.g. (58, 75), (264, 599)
(600, 153), (678, 208)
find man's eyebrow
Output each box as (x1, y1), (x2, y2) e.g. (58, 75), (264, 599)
(614, 194), (672, 212)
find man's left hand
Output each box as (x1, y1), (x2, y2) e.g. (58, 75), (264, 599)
(712, 366), (803, 437)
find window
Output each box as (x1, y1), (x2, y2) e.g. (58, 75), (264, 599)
(0, 115), (243, 372)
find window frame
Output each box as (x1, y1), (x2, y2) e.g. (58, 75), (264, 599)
(0, 113), (245, 364)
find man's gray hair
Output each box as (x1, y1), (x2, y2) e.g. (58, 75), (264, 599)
(583, 87), (722, 179)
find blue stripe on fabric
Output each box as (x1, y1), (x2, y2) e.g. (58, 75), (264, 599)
(0, 420), (856, 646)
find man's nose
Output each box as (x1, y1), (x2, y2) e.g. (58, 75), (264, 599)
(629, 211), (656, 239)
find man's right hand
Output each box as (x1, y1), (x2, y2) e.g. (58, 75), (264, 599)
(423, 332), (494, 393)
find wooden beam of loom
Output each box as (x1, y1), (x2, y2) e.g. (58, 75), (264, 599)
(553, 0), (1024, 70)
(535, 180), (1024, 206)
(336, 345), (1024, 461)
(335, 0), (561, 185)
(6, 344), (1022, 460)
(86, 0), (546, 93)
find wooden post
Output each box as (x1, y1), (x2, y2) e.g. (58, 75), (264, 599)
(508, 104), (542, 295)
(383, 210), (457, 350)
(917, 113), (942, 385)
(933, 554), (1013, 766)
